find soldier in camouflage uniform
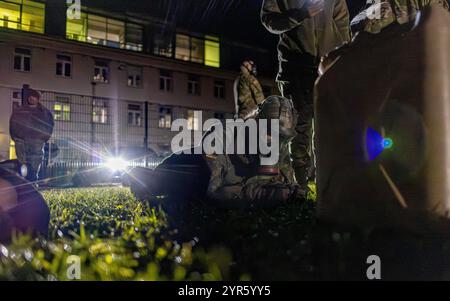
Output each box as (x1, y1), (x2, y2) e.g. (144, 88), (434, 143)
(261, 0), (351, 193)
(206, 96), (300, 208)
(129, 96), (302, 209)
(234, 60), (265, 119)
(9, 89), (54, 181)
(351, 0), (449, 34)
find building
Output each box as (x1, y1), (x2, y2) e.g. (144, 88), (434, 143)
(0, 0), (276, 165)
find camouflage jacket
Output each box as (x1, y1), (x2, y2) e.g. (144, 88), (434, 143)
(261, 0), (351, 80)
(234, 72), (265, 119)
(351, 0), (449, 34)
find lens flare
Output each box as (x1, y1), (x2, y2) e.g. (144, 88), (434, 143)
(366, 128), (394, 161)
(105, 157), (128, 172)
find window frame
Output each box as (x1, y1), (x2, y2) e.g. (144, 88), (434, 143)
(127, 103), (143, 127)
(53, 96), (71, 122)
(158, 106), (172, 129)
(127, 65), (143, 88)
(56, 54), (72, 78)
(0, 0), (45, 34)
(13, 47), (31, 72)
(92, 98), (109, 124)
(187, 75), (201, 96)
(214, 80), (226, 99)
(159, 69), (173, 92)
(93, 59), (110, 84)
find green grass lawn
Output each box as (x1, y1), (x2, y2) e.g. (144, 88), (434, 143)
(2, 186), (448, 280)
(0, 187), (319, 281)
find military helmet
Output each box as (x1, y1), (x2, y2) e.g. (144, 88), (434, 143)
(257, 96), (298, 138)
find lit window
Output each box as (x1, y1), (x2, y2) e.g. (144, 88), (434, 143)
(187, 110), (201, 131)
(175, 34), (190, 61)
(56, 54), (72, 77)
(175, 34), (205, 64)
(191, 37), (204, 64)
(14, 48), (31, 72)
(105, 18), (125, 48)
(93, 99), (108, 124)
(66, 10), (142, 52)
(214, 80), (225, 99)
(127, 66), (142, 88)
(93, 60), (109, 83)
(158, 106), (172, 129)
(21, 0), (45, 33)
(66, 11), (87, 42)
(0, 0), (45, 33)
(187, 75), (201, 96)
(128, 103), (142, 127)
(9, 139), (16, 160)
(53, 96), (71, 121)
(205, 35), (220, 68)
(159, 69), (173, 92)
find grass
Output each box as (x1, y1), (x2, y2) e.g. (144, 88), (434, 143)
(2, 186), (449, 281)
(0, 188), (239, 281)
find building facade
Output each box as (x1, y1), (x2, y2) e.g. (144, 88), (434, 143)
(0, 0), (276, 164)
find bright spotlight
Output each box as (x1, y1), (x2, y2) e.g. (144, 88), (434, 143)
(105, 157), (128, 172)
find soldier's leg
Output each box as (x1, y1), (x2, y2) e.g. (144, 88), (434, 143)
(26, 142), (45, 181)
(278, 74), (316, 189)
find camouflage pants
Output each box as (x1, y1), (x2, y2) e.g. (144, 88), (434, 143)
(205, 154), (300, 209)
(278, 69), (318, 187)
(14, 139), (44, 181)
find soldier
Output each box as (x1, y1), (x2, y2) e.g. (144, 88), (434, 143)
(261, 0), (351, 194)
(206, 96), (300, 208)
(129, 96), (302, 209)
(351, 0), (449, 34)
(234, 60), (265, 119)
(9, 89), (54, 182)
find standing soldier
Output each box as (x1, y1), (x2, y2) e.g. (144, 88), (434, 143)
(261, 0), (351, 194)
(234, 60), (265, 119)
(9, 89), (54, 182)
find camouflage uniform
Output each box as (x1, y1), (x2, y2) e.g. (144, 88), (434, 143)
(261, 0), (351, 188)
(10, 102), (54, 181)
(351, 0), (449, 34)
(234, 71), (265, 119)
(129, 96), (301, 209)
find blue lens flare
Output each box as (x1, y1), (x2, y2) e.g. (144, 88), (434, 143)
(366, 128), (394, 161)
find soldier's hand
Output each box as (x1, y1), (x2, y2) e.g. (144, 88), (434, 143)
(307, 0), (325, 18)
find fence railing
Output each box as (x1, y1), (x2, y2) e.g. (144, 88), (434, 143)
(41, 158), (162, 187)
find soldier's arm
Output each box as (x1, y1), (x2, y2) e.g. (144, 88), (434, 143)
(334, 0), (351, 43)
(238, 75), (253, 107)
(261, 0), (311, 34)
(250, 78), (265, 105)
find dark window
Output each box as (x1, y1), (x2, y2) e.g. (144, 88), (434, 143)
(14, 48), (31, 72)
(128, 103), (142, 126)
(127, 66), (142, 87)
(214, 80), (225, 99)
(187, 75), (201, 96)
(56, 54), (72, 77)
(159, 69), (173, 92)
